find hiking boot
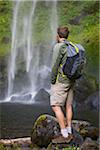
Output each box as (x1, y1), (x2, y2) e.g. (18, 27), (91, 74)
(52, 133), (74, 144)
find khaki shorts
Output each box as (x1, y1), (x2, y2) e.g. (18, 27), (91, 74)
(50, 82), (74, 106)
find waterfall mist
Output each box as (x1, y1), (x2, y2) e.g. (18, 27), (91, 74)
(4, 0), (58, 103)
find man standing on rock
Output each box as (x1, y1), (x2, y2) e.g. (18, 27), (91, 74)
(50, 26), (74, 143)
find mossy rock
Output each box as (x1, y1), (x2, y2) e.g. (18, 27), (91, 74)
(31, 114), (60, 147)
(31, 114), (84, 148)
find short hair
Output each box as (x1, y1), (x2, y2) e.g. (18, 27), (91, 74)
(57, 26), (69, 39)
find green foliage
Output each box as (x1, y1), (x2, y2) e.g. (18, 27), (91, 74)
(0, 144), (21, 150)
(62, 146), (80, 150)
(0, 0), (12, 56)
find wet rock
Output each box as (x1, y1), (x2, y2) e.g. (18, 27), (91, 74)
(2, 37), (10, 44)
(10, 94), (32, 102)
(74, 75), (98, 103)
(31, 114), (59, 147)
(0, 56), (8, 99)
(31, 114), (83, 148)
(72, 120), (91, 132)
(69, 12), (87, 25)
(72, 120), (99, 140)
(84, 91), (99, 110)
(34, 89), (50, 105)
(80, 126), (99, 140)
(80, 138), (99, 150)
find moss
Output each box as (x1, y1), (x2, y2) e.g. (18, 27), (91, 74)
(33, 114), (47, 128)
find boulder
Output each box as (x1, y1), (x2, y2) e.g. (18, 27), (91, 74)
(31, 114), (59, 147)
(31, 114), (83, 148)
(80, 138), (99, 150)
(80, 126), (99, 140)
(72, 120), (91, 132)
(10, 93), (32, 102)
(34, 89), (50, 105)
(74, 75), (98, 103)
(72, 120), (99, 140)
(84, 91), (99, 111)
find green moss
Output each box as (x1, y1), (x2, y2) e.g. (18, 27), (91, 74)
(33, 114), (47, 127)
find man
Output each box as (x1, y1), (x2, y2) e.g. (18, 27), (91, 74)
(50, 26), (74, 143)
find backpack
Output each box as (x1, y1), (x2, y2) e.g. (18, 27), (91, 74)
(62, 41), (86, 80)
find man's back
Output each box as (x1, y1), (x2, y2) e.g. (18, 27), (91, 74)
(51, 41), (73, 85)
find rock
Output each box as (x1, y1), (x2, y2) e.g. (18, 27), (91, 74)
(84, 91), (99, 110)
(69, 11), (87, 25)
(80, 126), (99, 140)
(72, 120), (91, 132)
(31, 114), (59, 147)
(31, 114), (83, 148)
(72, 120), (99, 140)
(74, 75), (98, 103)
(34, 89), (50, 105)
(2, 37), (10, 44)
(10, 94), (32, 102)
(80, 138), (99, 150)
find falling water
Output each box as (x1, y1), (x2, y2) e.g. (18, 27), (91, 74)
(50, 0), (58, 42)
(7, 1), (20, 98)
(26, 0), (36, 72)
(4, 0), (58, 103)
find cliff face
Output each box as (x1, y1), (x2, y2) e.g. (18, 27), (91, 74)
(0, 1), (99, 97)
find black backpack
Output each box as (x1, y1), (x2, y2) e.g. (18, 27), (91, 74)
(62, 41), (86, 80)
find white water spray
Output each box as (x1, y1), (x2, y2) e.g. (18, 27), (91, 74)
(5, 0), (58, 103)
(7, 1), (20, 97)
(50, 0), (58, 42)
(26, 0), (36, 72)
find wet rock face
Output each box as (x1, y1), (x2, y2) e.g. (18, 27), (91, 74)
(34, 89), (50, 105)
(0, 56), (8, 99)
(84, 91), (99, 111)
(80, 138), (99, 150)
(10, 93), (32, 102)
(74, 75), (98, 103)
(31, 114), (84, 148)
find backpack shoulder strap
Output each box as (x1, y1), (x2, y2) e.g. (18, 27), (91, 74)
(69, 41), (79, 53)
(63, 40), (79, 54)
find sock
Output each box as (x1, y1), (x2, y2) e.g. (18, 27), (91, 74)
(61, 128), (68, 138)
(66, 127), (72, 134)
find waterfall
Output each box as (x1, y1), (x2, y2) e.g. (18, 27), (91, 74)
(50, 0), (58, 43)
(7, 1), (20, 98)
(26, 0), (36, 72)
(4, 0), (58, 103)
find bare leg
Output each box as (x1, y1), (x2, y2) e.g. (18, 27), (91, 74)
(52, 105), (66, 129)
(66, 104), (73, 127)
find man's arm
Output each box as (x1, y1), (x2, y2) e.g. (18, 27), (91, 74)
(51, 44), (66, 84)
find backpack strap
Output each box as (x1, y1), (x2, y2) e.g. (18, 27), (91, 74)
(69, 41), (79, 53)
(63, 40), (79, 54)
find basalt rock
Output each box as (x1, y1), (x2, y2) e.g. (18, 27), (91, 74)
(84, 91), (99, 111)
(80, 138), (99, 150)
(72, 120), (99, 140)
(34, 89), (50, 105)
(31, 114), (83, 148)
(74, 75), (98, 103)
